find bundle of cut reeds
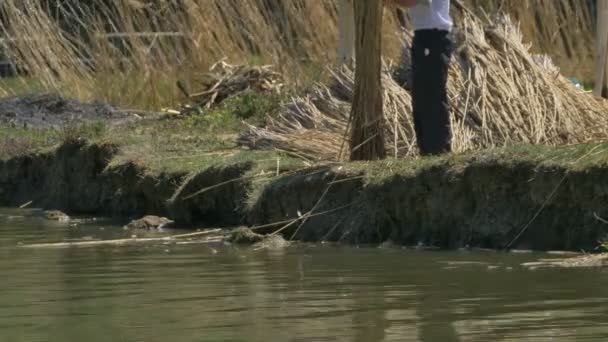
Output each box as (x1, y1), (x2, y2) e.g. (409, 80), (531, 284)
(349, 0), (385, 161)
(238, 13), (608, 160)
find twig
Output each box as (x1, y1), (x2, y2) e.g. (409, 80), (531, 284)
(170, 229), (223, 239)
(19, 229), (224, 249)
(250, 204), (353, 231)
(19, 236), (221, 249)
(19, 201), (32, 209)
(181, 174), (265, 200)
(594, 212), (608, 225)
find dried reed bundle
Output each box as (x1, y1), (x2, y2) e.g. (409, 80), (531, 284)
(238, 13), (608, 161)
(349, 0), (385, 161)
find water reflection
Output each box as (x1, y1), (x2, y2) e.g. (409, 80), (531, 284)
(2, 209), (608, 341)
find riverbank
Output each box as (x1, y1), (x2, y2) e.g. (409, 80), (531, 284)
(2, 117), (608, 251)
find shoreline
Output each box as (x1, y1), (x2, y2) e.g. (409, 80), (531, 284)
(2, 139), (608, 252)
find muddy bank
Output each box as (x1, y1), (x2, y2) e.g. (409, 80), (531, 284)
(0, 139), (253, 225)
(2, 141), (608, 251)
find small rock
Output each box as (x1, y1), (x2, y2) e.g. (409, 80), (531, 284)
(43, 210), (70, 222)
(125, 216), (174, 230)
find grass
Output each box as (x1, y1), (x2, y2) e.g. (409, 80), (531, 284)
(0, 125), (57, 159)
(0, 89), (305, 176)
(0, 115), (303, 174)
(0, 77), (44, 96)
(102, 90), (294, 173)
(0, 118), (113, 159)
(340, 143), (608, 185)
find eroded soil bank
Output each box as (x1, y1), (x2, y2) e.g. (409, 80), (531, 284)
(2, 140), (608, 251)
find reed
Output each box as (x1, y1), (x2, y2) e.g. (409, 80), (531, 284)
(239, 12), (608, 160)
(0, 0), (594, 110)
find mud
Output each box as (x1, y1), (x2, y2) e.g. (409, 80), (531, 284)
(0, 93), (162, 128)
(0, 139), (182, 219)
(2, 140), (608, 251)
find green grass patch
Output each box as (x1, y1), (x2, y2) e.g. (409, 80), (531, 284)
(343, 143), (608, 185)
(0, 121), (109, 159)
(0, 76), (44, 95)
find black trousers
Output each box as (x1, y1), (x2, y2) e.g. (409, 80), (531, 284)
(411, 29), (453, 156)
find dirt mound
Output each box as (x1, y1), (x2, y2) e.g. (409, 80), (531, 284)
(0, 93), (160, 128)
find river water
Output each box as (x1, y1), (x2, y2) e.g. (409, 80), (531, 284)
(2, 208), (608, 341)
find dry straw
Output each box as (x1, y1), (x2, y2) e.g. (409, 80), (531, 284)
(239, 12), (608, 160)
(0, 0), (402, 109)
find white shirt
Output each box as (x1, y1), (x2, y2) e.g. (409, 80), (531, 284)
(409, 0), (453, 32)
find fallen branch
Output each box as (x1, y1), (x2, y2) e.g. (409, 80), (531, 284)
(251, 203), (353, 232)
(170, 228), (223, 239)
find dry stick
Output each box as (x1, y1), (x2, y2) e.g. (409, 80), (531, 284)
(20, 229), (224, 249)
(287, 178), (335, 240)
(181, 174), (266, 200)
(19, 201), (33, 209)
(288, 171), (364, 240)
(393, 101), (398, 158)
(328, 175), (366, 185)
(321, 215), (347, 241)
(251, 204), (353, 232)
(20, 235), (224, 249)
(338, 93), (354, 161)
(349, 133), (380, 155)
(271, 203), (355, 239)
(593, 212), (608, 225)
(170, 228), (223, 239)
(184, 167), (332, 211)
(504, 145), (604, 250)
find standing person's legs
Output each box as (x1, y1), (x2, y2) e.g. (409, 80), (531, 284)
(411, 29), (452, 155)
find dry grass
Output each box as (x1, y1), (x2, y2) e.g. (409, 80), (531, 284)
(460, 0), (595, 81)
(0, 0), (595, 110)
(0, 0), (403, 110)
(238, 13), (608, 160)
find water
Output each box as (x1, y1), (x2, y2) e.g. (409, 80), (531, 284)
(2, 208), (608, 342)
